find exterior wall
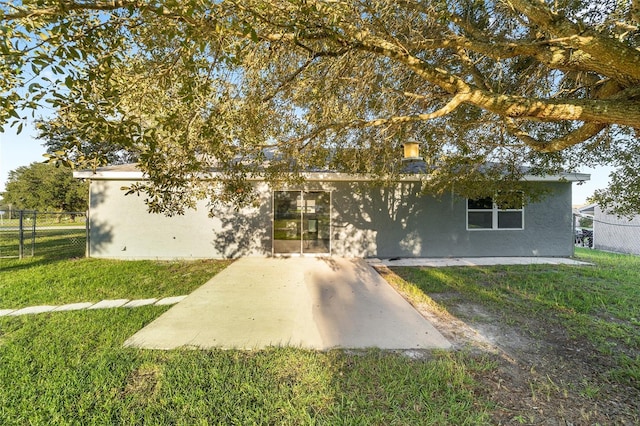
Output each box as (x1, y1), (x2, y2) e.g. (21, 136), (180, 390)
(88, 178), (574, 259)
(593, 206), (640, 255)
(329, 181), (574, 258)
(88, 180), (272, 259)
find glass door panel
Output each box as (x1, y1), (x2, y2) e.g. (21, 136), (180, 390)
(273, 191), (331, 255)
(273, 191), (302, 254)
(302, 191), (331, 254)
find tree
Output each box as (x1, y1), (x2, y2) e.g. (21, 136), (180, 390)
(579, 216), (593, 229)
(1, 1), (639, 215)
(1, 162), (89, 213)
(36, 116), (138, 169)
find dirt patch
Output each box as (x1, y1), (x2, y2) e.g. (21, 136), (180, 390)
(379, 266), (640, 425)
(121, 363), (162, 403)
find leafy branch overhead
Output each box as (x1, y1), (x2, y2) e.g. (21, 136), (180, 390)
(2, 0), (639, 214)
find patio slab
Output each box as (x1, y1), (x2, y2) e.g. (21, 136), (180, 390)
(124, 257), (451, 351)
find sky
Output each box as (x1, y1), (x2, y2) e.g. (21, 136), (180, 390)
(0, 120), (613, 207)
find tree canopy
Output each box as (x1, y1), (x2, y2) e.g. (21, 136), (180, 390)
(1, 0), (639, 215)
(1, 162), (89, 212)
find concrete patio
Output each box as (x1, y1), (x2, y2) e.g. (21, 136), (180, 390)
(124, 257), (452, 351)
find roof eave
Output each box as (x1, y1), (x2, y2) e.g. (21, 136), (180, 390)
(521, 172), (591, 182)
(73, 170), (591, 183)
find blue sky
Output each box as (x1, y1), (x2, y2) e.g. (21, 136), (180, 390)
(0, 120), (612, 206)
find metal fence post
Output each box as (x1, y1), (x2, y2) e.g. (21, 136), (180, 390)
(31, 211), (36, 256)
(18, 210), (23, 260)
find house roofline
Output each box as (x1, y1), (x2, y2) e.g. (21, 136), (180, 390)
(578, 203), (598, 215)
(521, 172), (590, 182)
(73, 168), (591, 183)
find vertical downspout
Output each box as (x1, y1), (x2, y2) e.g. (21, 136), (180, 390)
(572, 213), (577, 257)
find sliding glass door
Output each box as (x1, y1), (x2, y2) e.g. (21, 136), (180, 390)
(273, 191), (330, 255)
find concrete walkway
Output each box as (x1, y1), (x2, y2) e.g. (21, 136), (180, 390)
(368, 256), (592, 267)
(0, 296), (187, 317)
(124, 257), (451, 351)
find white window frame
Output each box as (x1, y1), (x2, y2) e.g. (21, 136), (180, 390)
(466, 195), (524, 231)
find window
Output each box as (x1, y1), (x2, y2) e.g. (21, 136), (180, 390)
(467, 194), (523, 230)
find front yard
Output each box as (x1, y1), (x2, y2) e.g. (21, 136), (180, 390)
(0, 244), (638, 424)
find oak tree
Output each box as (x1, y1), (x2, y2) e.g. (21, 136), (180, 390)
(1, 162), (89, 212)
(1, 0), (639, 214)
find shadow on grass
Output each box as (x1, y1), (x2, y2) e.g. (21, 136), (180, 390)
(0, 229), (87, 272)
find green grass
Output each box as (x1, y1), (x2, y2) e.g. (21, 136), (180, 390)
(1, 258), (230, 310)
(0, 232), (494, 424)
(8, 231), (638, 422)
(1, 228), (86, 259)
(0, 310), (493, 424)
(391, 248), (640, 389)
(1, 226), (231, 307)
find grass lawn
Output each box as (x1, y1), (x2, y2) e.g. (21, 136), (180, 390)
(390, 248), (640, 390)
(0, 309), (492, 425)
(0, 232), (494, 424)
(0, 250), (231, 309)
(2, 234), (638, 423)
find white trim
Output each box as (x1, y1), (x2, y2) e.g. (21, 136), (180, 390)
(521, 172), (590, 182)
(466, 197), (525, 231)
(74, 168), (591, 183)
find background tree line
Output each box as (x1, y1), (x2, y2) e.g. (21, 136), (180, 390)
(1, 163), (88, 213)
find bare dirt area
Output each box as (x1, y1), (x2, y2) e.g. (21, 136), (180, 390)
(432, 295), (639, 425)
(378, 267), (640, 425)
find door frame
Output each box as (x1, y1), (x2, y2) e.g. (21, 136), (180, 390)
(272, 190), (332, 256)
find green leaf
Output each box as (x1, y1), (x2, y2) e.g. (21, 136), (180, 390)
(28, 82), (42, 92)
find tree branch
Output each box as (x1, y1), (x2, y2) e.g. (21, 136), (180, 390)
(360, 95), (466, 126)
(507, 120), (607, 153)
(1, 1), (145, 19)
(295, 94), (467, 147)
(508, 0), (640, 84)
(504, 79), (625, 152)
(349, 32), (640, 126)
(261, 53), (319, 103)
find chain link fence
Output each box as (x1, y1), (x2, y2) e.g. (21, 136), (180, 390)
(574, 212), (640, 255)
(0, 210), (88, 259)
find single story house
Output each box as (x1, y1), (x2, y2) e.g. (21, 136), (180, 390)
(578, 204), (640, 255)
(74, 164), (589, 260)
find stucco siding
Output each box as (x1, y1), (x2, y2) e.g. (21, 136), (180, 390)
(330, 181), (573, 258)
(87, 178), (574, 259)
(88, 180), (271, 259)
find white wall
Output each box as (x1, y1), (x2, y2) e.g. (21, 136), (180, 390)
(88, 180), (272, 259)
(88, 178), (575, 259)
